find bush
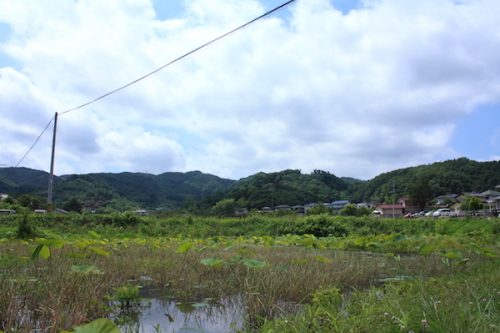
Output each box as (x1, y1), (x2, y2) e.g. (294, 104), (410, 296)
(16, 214), (37, 239)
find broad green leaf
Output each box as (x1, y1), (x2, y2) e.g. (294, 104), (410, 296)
(32, 244), (50, 260)
(200, 258), (224, 267)
(44, 239), (65, 249)
(89, 246), (110, 257)
(242, 259), (266, 269)
(72, 318), (120, 333)
(36, 238), (64, 248)
(176, 242), (193, 254)
(39, 245), (50, 259)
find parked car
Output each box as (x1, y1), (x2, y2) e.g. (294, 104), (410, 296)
(412, 211), (426, 217)
(432, 208), (451, 217)
(424, 210), (435, 217)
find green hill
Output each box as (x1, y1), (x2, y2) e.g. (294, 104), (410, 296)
(227, 169), (347, 208)
(349, 158), (500, 203)
(217, 158), (500, 207)
(0, 167), (53, 195)
(0, 168), (234, 210)
(54, 171), (234, 210)
(1, 157), (498, 210)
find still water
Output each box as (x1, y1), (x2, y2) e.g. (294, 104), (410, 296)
(114, 296), (244, 333)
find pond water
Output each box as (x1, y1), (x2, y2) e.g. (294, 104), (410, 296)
(114, 295), (244, 333)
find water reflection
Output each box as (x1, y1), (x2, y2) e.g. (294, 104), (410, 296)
(114, 296), (244, 333)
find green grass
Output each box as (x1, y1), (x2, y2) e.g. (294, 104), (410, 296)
(259, 261), (499, 333)
(0, 214), (498, 332)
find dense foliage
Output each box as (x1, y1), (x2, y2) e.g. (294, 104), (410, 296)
(0, 168), (233, 211)
(1, 157), (499, 211)
(349, 157), (500, 202)
(226, 169), (347, 208)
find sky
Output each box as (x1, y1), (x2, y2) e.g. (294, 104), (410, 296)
(0, 0), (499, 180)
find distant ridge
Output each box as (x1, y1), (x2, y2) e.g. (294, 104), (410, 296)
(1, 157), (499, 210)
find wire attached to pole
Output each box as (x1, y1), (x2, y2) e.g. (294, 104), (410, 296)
(14, 117), (54, 168)
(12, 0), (297, 169)
(59, 0), (296, 116)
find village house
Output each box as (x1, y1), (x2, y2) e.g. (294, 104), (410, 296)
(331, 200), (350, 210)
(397, 196), (420, 214)
(434, 194), (459, 206)
(375, 204), (404, 217)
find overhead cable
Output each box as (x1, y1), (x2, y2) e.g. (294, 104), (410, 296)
(14, 116), (54, 167)
(14, 0), (296, 167)
(59, 0), (296, 115)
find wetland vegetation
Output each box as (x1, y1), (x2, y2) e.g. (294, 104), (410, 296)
(0, 213), (498, 332)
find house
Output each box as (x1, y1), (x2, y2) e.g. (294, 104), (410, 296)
(476, 190), (500, 213)
(477, 190), (500, 203)
(493, 196), (500, 211)
(331, 200), (350, 210)
(495, 186), (500, 211)
(292, 205), (305, 214)
(0, 193), (8, 201)
(234, 208), (249, 217)
(260, 207), (273, 213)
(375, 204), (404, 217)
(397, 196), (420, 214)
(356, 202), (373, 209)
(434, 194), (459, 206)
(275, 205), (291, 211)
(134, 209), (148, 215)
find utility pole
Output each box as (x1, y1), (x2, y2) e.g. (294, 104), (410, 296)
(47, 112), (58, 209)
(392, 181), (395, 218)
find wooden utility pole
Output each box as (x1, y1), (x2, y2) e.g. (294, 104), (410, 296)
(392, 181), (395, 218)
(47, 112), (58, 209)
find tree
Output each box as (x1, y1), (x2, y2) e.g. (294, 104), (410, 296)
(212, 198), (238, 217)
(460, 196), (484, 211)
(409, 179), (432, 210)
(340, 204), (357, 216)
(63, 198), (83, 213)
(17, 194), (44, 210)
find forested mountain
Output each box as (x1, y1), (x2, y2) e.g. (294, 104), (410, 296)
(1, 158), (499, 210)
(220, 158), (500, 208)
(0, 167), (56, 195)
(349, 158), (500, 203)
(226, 169), (347, 208)
(0, 168), (234, 210)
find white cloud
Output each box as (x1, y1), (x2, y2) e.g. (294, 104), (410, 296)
(0, 0), (499, 179)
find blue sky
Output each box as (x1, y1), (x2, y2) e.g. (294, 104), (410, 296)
(451, 103), (500, 160)
(0, 0), (498, 179)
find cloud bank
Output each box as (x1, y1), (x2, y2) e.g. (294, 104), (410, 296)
(0, 0), (499, 179)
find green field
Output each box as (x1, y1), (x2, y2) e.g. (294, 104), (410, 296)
(0, 214), (498, 332)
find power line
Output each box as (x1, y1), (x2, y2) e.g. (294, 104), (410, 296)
(13, 0), (296, 168)
(59, 0), (296, 116)
(14, 117), (54, 167)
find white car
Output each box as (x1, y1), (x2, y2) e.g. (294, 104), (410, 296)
(424, 210), (435, 217)
(432, 208), (451, 217)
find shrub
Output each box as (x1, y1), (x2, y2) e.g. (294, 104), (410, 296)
(16, 213), (37, 239)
